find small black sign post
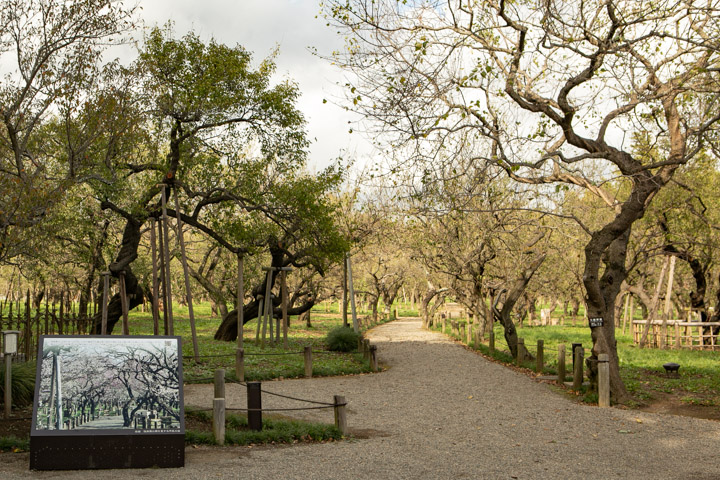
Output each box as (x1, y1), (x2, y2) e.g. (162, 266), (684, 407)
(30, 336), (185, 470)
(588, 317), (604, 328)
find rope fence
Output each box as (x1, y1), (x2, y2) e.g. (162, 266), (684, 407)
(184, 339), (382, 445)
(198, 368), (351, 445)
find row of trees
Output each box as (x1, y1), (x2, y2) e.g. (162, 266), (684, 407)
(5, 0), (720, 407)
(0, 0), (349, 340)
(322, 0), (720, 402)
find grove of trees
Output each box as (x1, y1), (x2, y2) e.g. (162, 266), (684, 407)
(4, 0), (720, 407)
(324, 0), (720, 402)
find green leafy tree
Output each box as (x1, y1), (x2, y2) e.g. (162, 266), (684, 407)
(0, 0), (137, 263)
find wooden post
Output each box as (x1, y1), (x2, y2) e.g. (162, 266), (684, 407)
(341, 258), (348, 328)
(261, 268), (273, 348)
(363, 339), (370, 360)
(347, 254), (359, 333)
(44, 292), (49, 335)
(4, 351), (11, 419)
(557, 344), (566, 385)
(304, 346), (313, 378)
(536, 339), (544, 373)
(516, 338), (525, 366)
(573, 347), (584, 391)
(489, 330), (495, 353)
(174, 188), (199, 361)
(58, 293), (64, 335)
(150, 219), (160, 336)
(213, 369), (226, 444)
(157, 217), (169, 335)
(160, 185), (174, 335)
(213, 397), (225, 446)
(24, 290), (31, 360)
(280, 267), (291, 349)
(598, 353), (610, 407)
(247, 382), (262, 431)
(100, 272), (110, 335)
(334, 395), (347, 436)
(571, 343), (582, 370)
(674, 322), (681, 349)
(621, 293), (630, 335)
(255, 294), (264, 343)
(214, 369), (225, 399)
(119, 272), (129, 335)
(661, 256), (677, 349)
(237, 254), (244, 349)
(235, 348), (245, 382)
(370, 345), (378, 372)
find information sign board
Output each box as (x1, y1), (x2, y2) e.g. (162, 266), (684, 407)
(30, 336), (184, 470)
(588, 317), (604, 328)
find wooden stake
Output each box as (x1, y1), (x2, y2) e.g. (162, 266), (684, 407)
(24, 289), (31, 360)
(44, 291), (49, 335)
(255, 295), (263, 343)
(160, 185), (174, 335)
(174, 188), (199, 361)
(235, 348), (245, 382)
(557, 344), (566, 385)
(237, 254), (244, 349)
(304, 346), (312, 378)
(621, 293), (630, 335)
(119, 272), (129, 335)
(101, 272), (109, 335)
(598, 353), (610, 407)
(281, 268), (290, 349)
(334, 395), (347, 436)
(261, 270), (272, 348)
(157, 216), (169, 335)
(536, 339), (544, 373)
(58, 294), (64, 335)
(213, 397), (225, 446)
(661, 256), (676, 349)
(150, 219), (160, 336)
(341, 258), (348, 327)
(516, 338), (525, 366)
(347, 254), (359, 333)
(573, 347), (584, 391)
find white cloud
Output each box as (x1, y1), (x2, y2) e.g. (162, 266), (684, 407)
(136, 0), (369, 170)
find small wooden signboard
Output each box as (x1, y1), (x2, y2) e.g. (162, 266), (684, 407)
(589, 317), (604, 328)
(30, 336), (185, 470)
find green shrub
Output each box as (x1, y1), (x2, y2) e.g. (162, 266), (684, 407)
(0, 435), (30, 452)
(0, 361), (36, 408)
(325, 326), (360, 352)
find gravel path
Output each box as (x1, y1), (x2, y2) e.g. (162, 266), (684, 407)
(3, 318), (720, 479)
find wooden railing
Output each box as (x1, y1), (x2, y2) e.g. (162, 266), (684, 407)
(632, 320), (720, 350)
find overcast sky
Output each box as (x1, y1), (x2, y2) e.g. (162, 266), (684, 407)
(136, 0), (369, 171)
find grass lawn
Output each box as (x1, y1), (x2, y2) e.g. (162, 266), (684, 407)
(0, 301), (395, 452)
(433, 318), (720, 410)
(123, 302), (385, 382)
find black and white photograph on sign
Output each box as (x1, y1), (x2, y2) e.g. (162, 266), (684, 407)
(32, 336), (183, 435)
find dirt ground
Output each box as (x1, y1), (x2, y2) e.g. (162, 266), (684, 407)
(2, 319), (720, 479)
(2, 370), (718, 449)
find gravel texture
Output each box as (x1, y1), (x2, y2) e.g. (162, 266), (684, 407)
(3, 317), (720, 479)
